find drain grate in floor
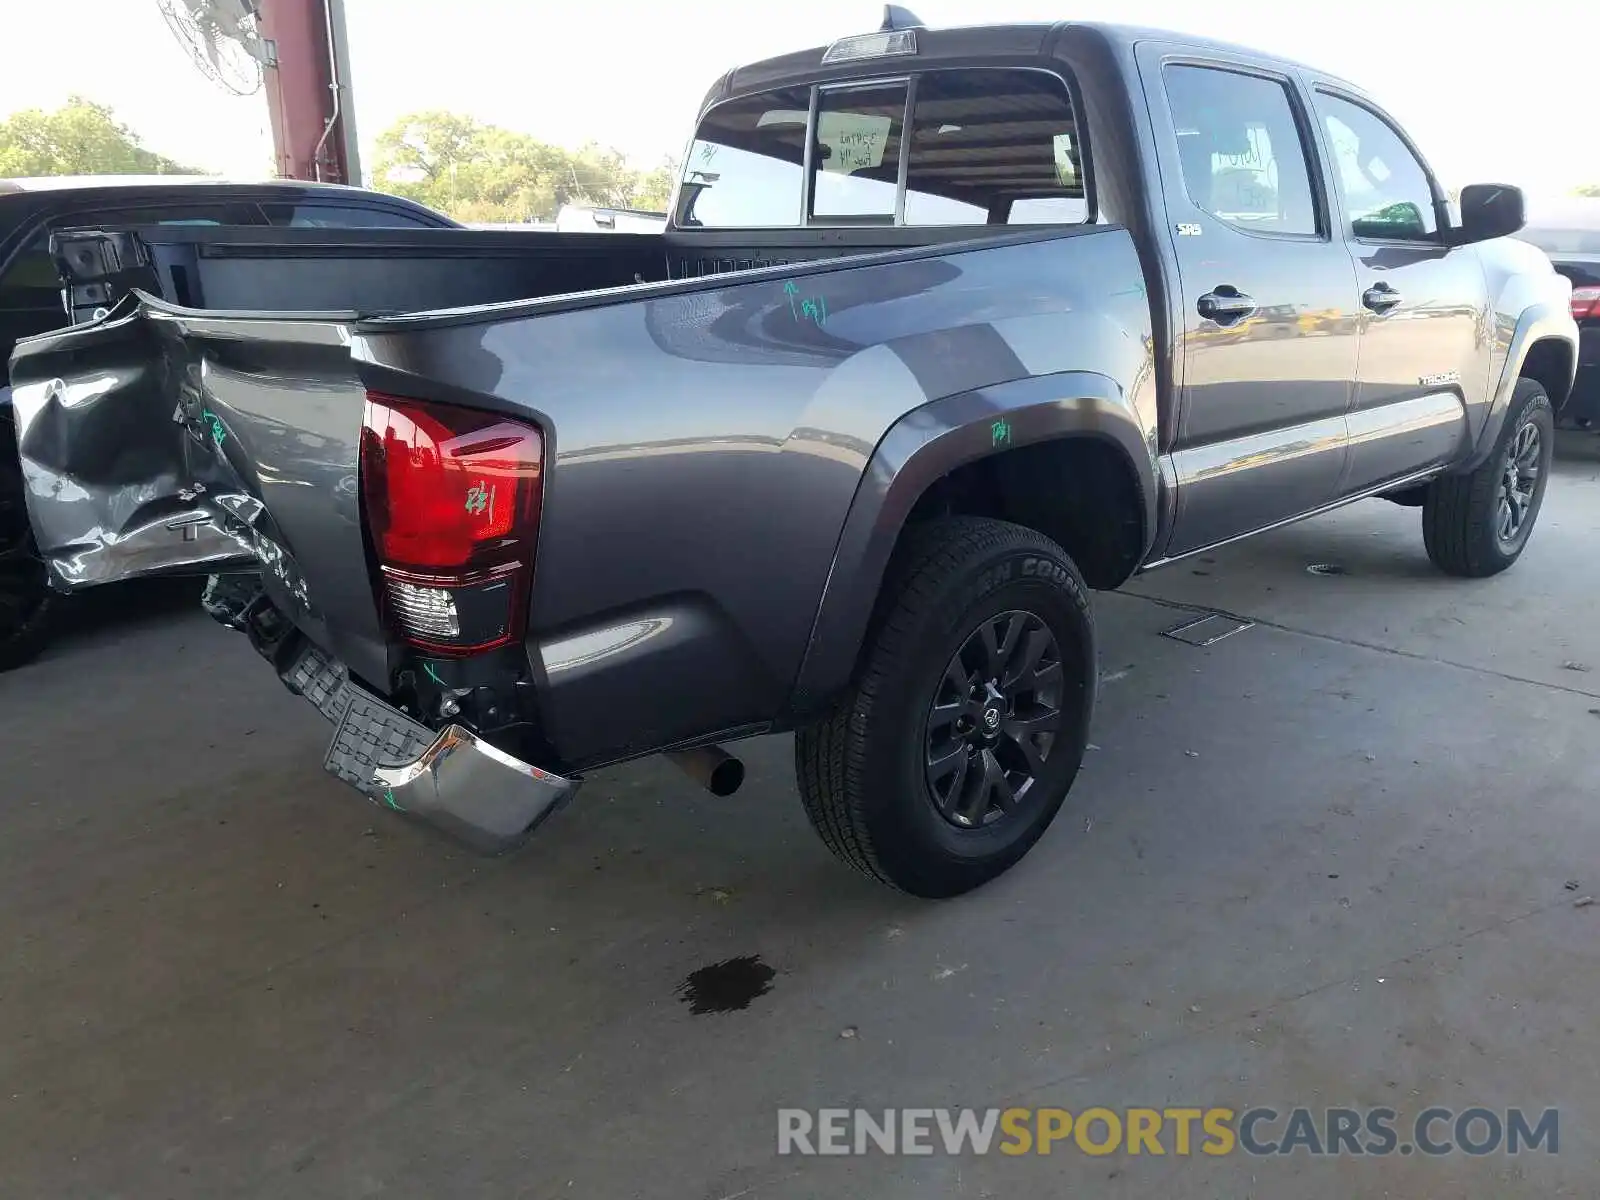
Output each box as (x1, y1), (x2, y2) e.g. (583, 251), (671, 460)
(1162, 611), (1256, 647)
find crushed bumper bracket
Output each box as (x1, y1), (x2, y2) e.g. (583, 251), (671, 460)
(280, 641), (578, 854)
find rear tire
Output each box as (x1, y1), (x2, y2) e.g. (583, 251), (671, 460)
(795, 517), (1096, 898)
(0, 436), (54, 673)
(1423, 378), (1553, 578)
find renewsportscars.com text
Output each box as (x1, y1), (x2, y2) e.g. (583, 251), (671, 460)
(777, 1106), (1559, 1157)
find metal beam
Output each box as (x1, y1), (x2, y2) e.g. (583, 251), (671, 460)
(257, 0), (357, 183)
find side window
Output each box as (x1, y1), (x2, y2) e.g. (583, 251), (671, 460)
(676, 87), (810, 228)
(903, 69), (1086, 226)
(1315, 94), (1438, 241)
(810, 83), (906, 224)
(1163, 65), (1319, 237)
(261, 202), (440, 229)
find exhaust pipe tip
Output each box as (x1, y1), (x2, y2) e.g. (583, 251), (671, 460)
(667, 745), (745, 797)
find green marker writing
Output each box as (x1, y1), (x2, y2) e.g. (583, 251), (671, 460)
(200, 409), (226, 448)
(991, 418), (1012, 447)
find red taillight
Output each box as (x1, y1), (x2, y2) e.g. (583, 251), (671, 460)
(1572, 286), (1600, 320)
(360, 392), (544, 656)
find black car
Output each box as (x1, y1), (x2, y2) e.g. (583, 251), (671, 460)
(1519, 196), (1600, 429)
(0, 176), (457, 670)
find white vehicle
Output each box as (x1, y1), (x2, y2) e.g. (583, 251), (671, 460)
(554, 204), (666, 234)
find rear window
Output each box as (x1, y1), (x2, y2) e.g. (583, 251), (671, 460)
(676, 68), (1086, 229)
(812, 82), (906, 224)
(904, 70), (1085, 226)
(678, 86), (810, 228)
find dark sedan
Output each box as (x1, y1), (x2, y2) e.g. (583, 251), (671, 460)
(1519, 196), (1600, 429)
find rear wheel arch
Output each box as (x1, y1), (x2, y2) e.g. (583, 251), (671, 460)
(1519, 337), (1575, 413)
(788, 372), (1156, 715)
(902, 435), (1147, 590)
(1464, 301), (1578, 472)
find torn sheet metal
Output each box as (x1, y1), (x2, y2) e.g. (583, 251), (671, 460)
(8, 296), (251, 590)
(1162, 611), (1255, 647)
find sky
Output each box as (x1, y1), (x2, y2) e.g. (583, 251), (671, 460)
(0, 0), (1595, 201)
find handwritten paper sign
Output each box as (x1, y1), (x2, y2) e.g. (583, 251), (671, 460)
(817, 112), (891, 176)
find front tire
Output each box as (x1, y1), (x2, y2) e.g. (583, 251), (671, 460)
(795, 517), (1096, 898)
(1423, 378), (1554, 578)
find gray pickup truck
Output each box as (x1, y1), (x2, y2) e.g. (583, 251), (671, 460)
(9, 13), (1579, 897)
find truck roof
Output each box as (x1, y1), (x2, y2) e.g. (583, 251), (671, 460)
(702, 19), (1365, 117)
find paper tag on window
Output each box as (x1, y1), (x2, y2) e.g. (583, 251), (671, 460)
(817, 112), (892, 174)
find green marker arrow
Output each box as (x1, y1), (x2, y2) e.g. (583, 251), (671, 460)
(783, 279), (799, 319)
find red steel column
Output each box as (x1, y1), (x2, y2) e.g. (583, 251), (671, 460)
(257, 0), (350, 182)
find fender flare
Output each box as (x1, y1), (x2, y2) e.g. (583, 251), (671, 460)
(1460, 299), (1578, 472)
(787, 369), (1158, 713)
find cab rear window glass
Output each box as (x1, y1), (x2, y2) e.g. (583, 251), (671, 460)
(811, 82), (907, 224)
(904, 70), (1086, 226)
(677, 69), (1086, 229)
(677, 87), (810, 228)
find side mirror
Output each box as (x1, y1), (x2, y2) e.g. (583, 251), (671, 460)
(1449, 183), (1525, 246)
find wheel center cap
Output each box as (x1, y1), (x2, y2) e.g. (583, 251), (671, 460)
(982, 706), (1002, 732)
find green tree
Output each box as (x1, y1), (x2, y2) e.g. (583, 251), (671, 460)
(632, 158), (678, 213)
(1576, 184), (1600, 198)
(373, 111), (675, 223)
(0, 96), (198, 177)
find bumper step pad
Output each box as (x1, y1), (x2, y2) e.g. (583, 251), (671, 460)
(277, 639), (580, 852)
(324, 687), (437, 804)
(279, 641), (434, 802)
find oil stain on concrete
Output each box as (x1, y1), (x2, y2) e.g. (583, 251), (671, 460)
(677, 955), (776, 1014)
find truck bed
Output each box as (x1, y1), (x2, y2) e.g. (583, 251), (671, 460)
(54, 223), (1024, 322)
(15, 219), (1152, 775)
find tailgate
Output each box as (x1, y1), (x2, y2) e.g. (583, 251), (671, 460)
(8, 290), (391, 685)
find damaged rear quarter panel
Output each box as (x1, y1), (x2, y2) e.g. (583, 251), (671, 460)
(10, 298), (391, 686)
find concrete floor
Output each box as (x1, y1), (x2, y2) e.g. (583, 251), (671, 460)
(3, 433), (1599, 1199)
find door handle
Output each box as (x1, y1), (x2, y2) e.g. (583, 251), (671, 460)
(1363, 283), (1402, 313)
(1197, 286), (1257, 325)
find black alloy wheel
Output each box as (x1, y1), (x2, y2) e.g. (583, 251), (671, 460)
(924, 609), (1064, 829)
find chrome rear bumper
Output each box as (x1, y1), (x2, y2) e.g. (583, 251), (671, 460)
(281, 642), (578, 854)
(373, 725), (578, 854)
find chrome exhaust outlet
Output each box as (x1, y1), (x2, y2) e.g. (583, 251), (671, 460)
(667, 745), (745, 797)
